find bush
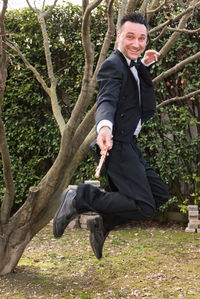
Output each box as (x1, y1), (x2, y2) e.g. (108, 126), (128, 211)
(1, 2), (199, 214)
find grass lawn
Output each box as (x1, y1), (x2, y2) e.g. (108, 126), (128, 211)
(0, 221), (200, 298)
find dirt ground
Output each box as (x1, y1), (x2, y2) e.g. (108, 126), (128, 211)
(0, 221), (200, 298)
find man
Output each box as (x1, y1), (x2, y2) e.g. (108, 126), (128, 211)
(53, 13), (169, 259)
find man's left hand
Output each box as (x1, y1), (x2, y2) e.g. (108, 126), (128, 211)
(143, 50), (160, 65)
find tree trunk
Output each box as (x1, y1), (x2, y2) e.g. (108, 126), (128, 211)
(0, 178), (64, 275)
(0, 223), (32, 275)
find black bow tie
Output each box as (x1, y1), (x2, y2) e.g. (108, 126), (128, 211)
(130, 59), (141, 70)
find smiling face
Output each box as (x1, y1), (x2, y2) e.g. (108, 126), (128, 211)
(117, 21), (147, 61)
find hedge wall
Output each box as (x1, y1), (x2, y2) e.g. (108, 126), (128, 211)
(1, 2), (199, 213)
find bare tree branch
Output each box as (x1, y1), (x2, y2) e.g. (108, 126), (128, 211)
(160, 0), (199, 57)
(114, 0), (128, 49)
(26, 0), (59, 16)
(37, 18), (56, 85)
(82, 0), (103, 71)
(142, 0), (167, 28)
(68, 0), (115, 153)
(146, 0), (166, 23)
(149, 1), (200, 35)
(9, 0), (66, 135)
(26, 1), (58, 84)
(157, 89), (200, 109)
(0, 1), (7, 79)
(153, 51), (200, 83)
(167, 27), (200, 34)
(26, 0), (37, 12)
(35, 4), (65, 134)
(36, 13), (66, 134)
(147, 0), (166, 14)
(116, 0), (128, 33)
(6, 39), (65, 134)
(67, 0), (104, 135)
(42, 0), (46, 11)
(0, 0), (8, 16)
(126, 0), (140, 13)
(6, 41), (50, 94)
(0, 120), (15, 224)
(94, 0), (115, 77)
(65, 126), (96, 187)
(62, 0), (115, 173)
(149, 25), (167, 44)
(138, 0), (149, 15)
(147, 0), (159, 10)
(43, 0), (59, 18)
(71, 0), (115, 150)
(150, 25), (200, 44)
(82, 0), (88, 13)
(0, 0), (15, 224)
(71, 105), (96, 157)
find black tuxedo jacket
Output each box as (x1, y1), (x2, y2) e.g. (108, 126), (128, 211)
(95, 49), (156, 143)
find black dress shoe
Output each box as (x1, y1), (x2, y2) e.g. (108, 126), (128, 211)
(87, 216), (109, 259)
(53, 189), (78, 238)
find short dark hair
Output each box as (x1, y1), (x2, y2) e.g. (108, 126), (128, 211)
(120, 12), (148, 30)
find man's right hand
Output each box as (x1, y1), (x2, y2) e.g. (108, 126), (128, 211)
(96, 126), (113, 151)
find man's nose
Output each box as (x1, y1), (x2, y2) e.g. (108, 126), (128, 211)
(131, 39), (139, 47)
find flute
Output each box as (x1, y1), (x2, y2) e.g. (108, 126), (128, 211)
(95, 146), (108, 179)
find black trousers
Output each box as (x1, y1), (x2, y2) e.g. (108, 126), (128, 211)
(76, 137), (169, 231)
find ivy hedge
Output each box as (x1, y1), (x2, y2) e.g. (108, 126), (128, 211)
(1, 2), (199, 213)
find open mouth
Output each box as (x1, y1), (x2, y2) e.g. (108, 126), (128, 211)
(129, 49), (140, 54)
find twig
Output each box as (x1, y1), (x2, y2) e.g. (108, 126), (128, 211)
(157, 89), (200, 109)
(153, 51), (200, 83)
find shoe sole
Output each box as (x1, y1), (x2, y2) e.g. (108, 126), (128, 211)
(87, 216), (104, 259)
(87, 216), (102, 232)
(53, 189), (70, 238)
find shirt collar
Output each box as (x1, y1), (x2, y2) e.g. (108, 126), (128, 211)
(118, 47), (137, 67)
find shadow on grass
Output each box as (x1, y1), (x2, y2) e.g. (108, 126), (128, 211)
(1, 222), (200, 298)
